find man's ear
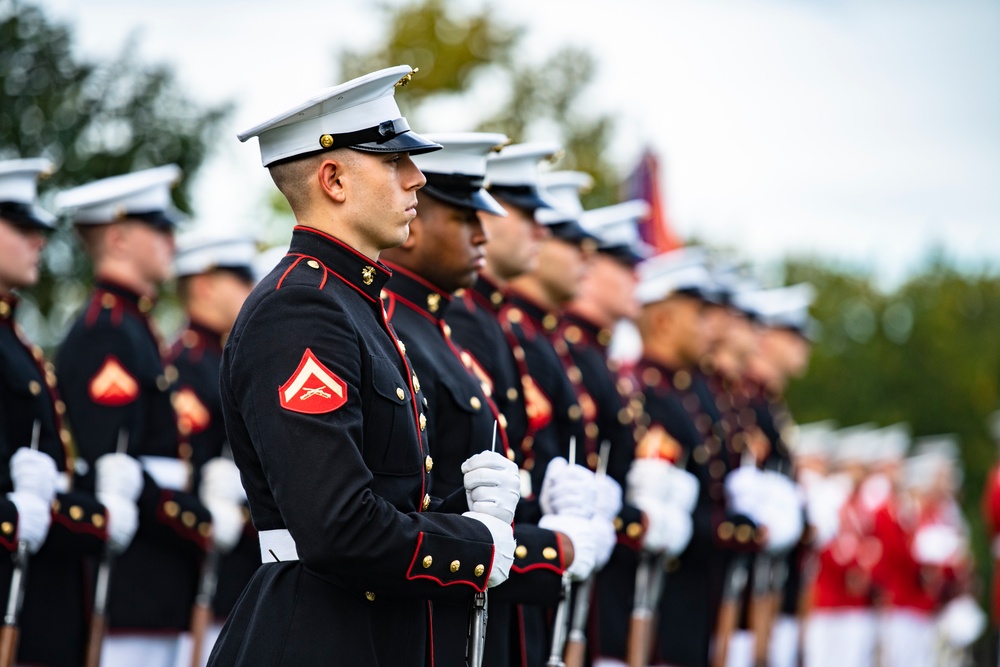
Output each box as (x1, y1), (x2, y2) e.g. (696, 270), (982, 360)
(317, 157), (346, 203)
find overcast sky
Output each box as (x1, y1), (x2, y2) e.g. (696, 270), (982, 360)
(33, 0), (1000, 286)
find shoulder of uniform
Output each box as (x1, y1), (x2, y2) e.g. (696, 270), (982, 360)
(274, 255), (328, 290)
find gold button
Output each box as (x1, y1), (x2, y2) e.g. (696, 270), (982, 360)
(474, 564), (485, 577)
(156, 375), (170, 391)
(450, 560), (460, 573)
(507, 308), (522, 324)
(398, 341), (406, 354)
(626, 522), (643, 539)
(138, 296), (153, 313)
(182, 511), (196, 528)
(425, 456), (433, 472)
(55, 400), (66, 415)
(735, 524), (752, 543)
(419, 414), (427, 431)
(365, 591), (376, 602)
(442, 324), (451, 337)
(422, 555), (433, 569)
(51, 499), (60, 512)
(164, 501), (179, 518)
(412, 374), (420, 393)
(319, 134), (335, 148)
(422, 494), (430, 511)
(613, 518), (623, 531)
(542, 547), (558, 560)
(92, 514), (105, 529)
(506, 387), (518, 401)
(641, 367), (662, 387)
(718, 522), (734, 541)
(506, 449), (516, 461)
(306, 260), (320, 269)
(542, 314), (558, 330)
(469, 396), (481, 410)
(515, 545), (528, 559)
(564, 326), (582, 344)
(28, 381), (41, 396)
(396, 387), (405, 400)
(490, 291), (503, 305)
(567, 405), (581, 420)
(0, 302), (8, 318)
(69, 506), (84, 521)
(101, 293), (116, 308)
(199, 522), (212, 538)
(585, 423), (599, 439)
(567, 366), (582, 384)
(164, 364), (179, 383)
(498, 414), (508, 429)
(427, 293), (440, 313)
(1, 522), (12, 535)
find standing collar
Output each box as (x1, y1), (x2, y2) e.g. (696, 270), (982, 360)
(507, 288), (560, 333)
(383, 262), (452, 322)
(562, 311), (614, 349)
(94, 277), (156, 314)
(184, 319), (227, 353)
(288, 226), (392, 301)
(469, 274), (507, 312)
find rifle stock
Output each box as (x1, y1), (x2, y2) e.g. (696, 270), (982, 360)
(84, 609), (105, 667)
(0, 625), (18, 667)
(563, 576), (593, 667)
(626, 608), (653, 667)
(712, 555), (750, 667)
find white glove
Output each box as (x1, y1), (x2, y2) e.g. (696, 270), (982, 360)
(635, 498), (693, 556)
(591, 516), (617, 568)
(7, 491), (51, 554)
(913, 524), (964, 565)
(201, 458), (247, 505)
(205, 500), (243, 554)
(464, 511), (515, 587)
(98, 493), (139, 554)
(539, 513), (598, 581)
(539, 457), (596, 518)
(461, 451), (520, 525)
(96, 453), (144, 502)
(757, 472), (804, 553)
(665, 466), (700, 514)
(937, 595), (986, 648)
(626, 458), (673, 506)
(594, 475), (623, 521)
(10, 448), (58, 503)
(725, 467), (765, 518)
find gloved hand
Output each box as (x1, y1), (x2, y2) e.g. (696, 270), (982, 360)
(96, 453), (144, 502)
(626, 458), (673, 506)
(10, 448), (58, 503)
(461, 451), (520, 525)
(665, 466), (700, 514)
(539, 513), (597, 581)
(757, 472), (804, 553)
(635, 498), (693, 556)
(594, 475), (623, 521)
(591, 515), (617, 568)
(539, 457), (596, 518)
(724, 467), (765, 518)
(205, 500), (243, 554)
(464, 511), (515, 587)
(201, 458), (247, 505)
(98, 493), (139, 554)
(7, 491), (51, 554)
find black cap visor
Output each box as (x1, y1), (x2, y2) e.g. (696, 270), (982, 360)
(0, 201), (56, 231)
(421, 173), (507, 216)
(488, 185), (552, 213)
(548, 220), (598, 246)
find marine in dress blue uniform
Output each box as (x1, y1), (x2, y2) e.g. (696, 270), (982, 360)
(55, 166), (213, 667)
(0, 158), (110, 667)
(383, 133), (581, 666)
(208, 66), (518, 667)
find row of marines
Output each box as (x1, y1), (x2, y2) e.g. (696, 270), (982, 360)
(1, 64), (974, 666)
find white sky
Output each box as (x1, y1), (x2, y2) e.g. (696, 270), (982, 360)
(33, 0), (1000, 285)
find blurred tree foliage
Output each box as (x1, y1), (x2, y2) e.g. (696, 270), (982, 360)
(1, 0), (231, 344)
(337, 0), (619, 208)
(784, 254), (1000, 603)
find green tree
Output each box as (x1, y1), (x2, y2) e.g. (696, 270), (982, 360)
(1, 0), (231, 343)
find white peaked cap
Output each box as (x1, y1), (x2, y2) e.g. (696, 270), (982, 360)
(55, 164), (182, 225)
(830, 423), (878, 465)
(237, 65), (440, 167)
(174, 231), (258, 278)
(580, 200), (653, 253)
(535, 171), (592, 225)
(869, 423), (910, 464)
(486, 142), (561, 187)
(0, 158), (56, 228)
(791, 420), (838, 458)
(412, 132), (509, 216)
(635, 247), (712, 305)
(733, 283), (816, 331)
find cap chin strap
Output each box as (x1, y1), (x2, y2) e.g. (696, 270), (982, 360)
(316, 117), (410, 151)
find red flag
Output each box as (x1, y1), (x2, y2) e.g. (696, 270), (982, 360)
(622, 148), (683, 253)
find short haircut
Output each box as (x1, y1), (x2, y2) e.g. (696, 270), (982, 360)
(268, 149), (357, 215)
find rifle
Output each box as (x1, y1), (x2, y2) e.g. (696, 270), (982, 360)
(467, 420), (500, 667)
(626, 551), (666, 667)
(564, 440), (611, 667)
(188, 548), (220, 667)
(545, 437), (580, 667)
(86, 428), (129, 667)
(712, 554), (751, 667)
(748, 553), (773, 667)
(0, 420), (41, 667)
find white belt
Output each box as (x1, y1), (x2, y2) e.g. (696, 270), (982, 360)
(260, 529), (299, 563)
(140, 456), (190, 491)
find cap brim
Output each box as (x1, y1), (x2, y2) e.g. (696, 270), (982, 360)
(488, 185), (552, 212)
(421, 183), (507, 217)
(123, 210), (181, 230)
(549, 220), (598, 245)
(0, 202), (57, 231)
(599, 245), (646, 268)
(352, 129), (442, 156)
